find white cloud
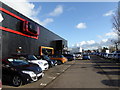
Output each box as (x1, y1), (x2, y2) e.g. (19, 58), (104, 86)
(32, 5), (42, 16)
(75, 40), (95, 47)
(1, 0), (35, 17)
(76, 23), (87, 29)
(72, 30), (118, 50)
(105, 31), (117, 37)
(72, 38), (113, 50)
(97, 30), (118, 41)
(80, 41), (86, 46)
(87, 40), (95, 45)
(101, 39), (108, 42)
(49, 5), (63, 16)
(103, 10), (114, 16)
(97, 35), (103, 39)
(1, 0), (53, 26)
(42, 18), (54, 26)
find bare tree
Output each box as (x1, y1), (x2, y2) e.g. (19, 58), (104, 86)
(113, 2), (120, 36)
(112, 2), (120, 50)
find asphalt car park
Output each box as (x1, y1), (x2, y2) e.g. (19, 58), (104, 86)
(2, 55), (120, 89)
(45, 55), (120, 88)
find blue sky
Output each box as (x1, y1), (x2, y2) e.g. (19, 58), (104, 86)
(1, 1), (118, 49)
(32, 2), (118, 48)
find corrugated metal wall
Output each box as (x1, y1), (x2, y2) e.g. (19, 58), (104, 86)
(1, 2), (67, 59)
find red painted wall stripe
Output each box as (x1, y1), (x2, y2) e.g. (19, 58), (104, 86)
(0, 7), (39, 39)
(0, 26), (38, 39)
(0, 7), (26, 21)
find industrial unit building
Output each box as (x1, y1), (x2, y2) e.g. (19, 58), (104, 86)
(0, 2), (67, 59)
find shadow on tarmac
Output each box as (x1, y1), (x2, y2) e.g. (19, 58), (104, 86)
(94, 66), (120, 69)
(101, 79), (120, 87)
(91, 55), (120, 87)
(97, 71), (120, 75)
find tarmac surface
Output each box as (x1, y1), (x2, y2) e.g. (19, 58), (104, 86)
(2, 55), (120, 89)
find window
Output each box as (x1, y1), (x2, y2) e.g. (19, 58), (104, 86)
(23, 21), (39, 36)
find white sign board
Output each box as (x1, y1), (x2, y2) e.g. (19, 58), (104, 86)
(0, 13), (3, 22)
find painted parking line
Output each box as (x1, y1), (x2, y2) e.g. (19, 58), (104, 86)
(48, 77), (56, 79)
(62, 70), (65, 71)
(40, 83), (47, 86)
(56, 73), (60, 75)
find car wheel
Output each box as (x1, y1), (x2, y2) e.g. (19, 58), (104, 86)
(12, 75), (22, 87)
(50, 64), (53, 68)
(57, 60), (62, 65)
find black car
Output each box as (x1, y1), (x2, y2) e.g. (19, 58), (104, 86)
(63, 54), (75, 61)
(40, 55), (57, 68)
(82, 54), (91, 60)
(2, 57), (44, 87)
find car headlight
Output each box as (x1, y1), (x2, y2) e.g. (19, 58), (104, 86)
(22, 71), (36, 77)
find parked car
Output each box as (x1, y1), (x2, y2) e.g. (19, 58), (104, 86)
(38, 55), (57, 68)
(63, 54), (75, 61)
(107, 53), (113, 59)
(2, 57), (44, 87)
(101, 53), (107, 58)
(104, 53), (109, 59)
(113, 53), (120, 61)
(113, 51), (120, 54)
(103, 53), (107, 58)
(74, 54), (82, 59)
(50, 55), (68, 64)
(12, 54), (49, 71)
(82, 54), (90, 60)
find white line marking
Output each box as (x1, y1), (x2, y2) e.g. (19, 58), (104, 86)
(48, 77), (56, 79)
(40, 83), (47, 86)
(56, 73), (60, 75)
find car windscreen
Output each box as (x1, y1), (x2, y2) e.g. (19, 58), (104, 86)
(7, 58), (29, 66)
(58, 55), (64, 58)
(43, 56), (50, 60)
(27, 55), (38, 60)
